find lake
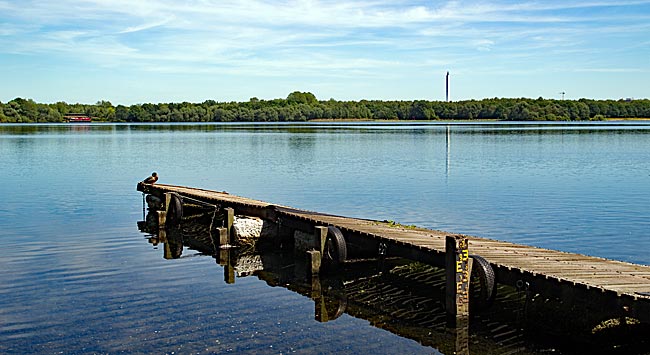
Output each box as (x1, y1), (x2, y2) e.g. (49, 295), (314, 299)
(1, 122), (649, 354)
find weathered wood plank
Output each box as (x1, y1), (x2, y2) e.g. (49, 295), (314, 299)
(138, 183), (650, 324)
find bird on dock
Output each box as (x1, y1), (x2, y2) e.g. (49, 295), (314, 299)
(143, 172), (158, 184)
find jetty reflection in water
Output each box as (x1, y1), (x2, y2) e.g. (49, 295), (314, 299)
(137, 211), (649, 355)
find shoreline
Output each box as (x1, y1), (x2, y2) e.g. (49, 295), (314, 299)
(2, 118), (650, 125)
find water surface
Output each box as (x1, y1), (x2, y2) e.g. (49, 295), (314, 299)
(1, 122), (649, 354)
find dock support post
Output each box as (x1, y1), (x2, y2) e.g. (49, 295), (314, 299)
(164, 193), (172, 213)
(157, 210), (167, 244)
(157, 227), (167, 244)
(224, 262), (235, 284)
(224, 207), (234, 243)
(310, 275), (322, 300)
(307, 250), (322, 276)
(315, 295), (329, 323)
(453, 316), (470, 355)
(446, 235), (471, 327)
(163, 192), (175, 226)
(213, 227), (230, 249)
(311, 226), (327, 275)
(217, 248), (235, 285)
(314, 226), (328, 255)
(157, 210), (167, 228)
(301, 226), (327, 276)
(293, 226), (327, 276)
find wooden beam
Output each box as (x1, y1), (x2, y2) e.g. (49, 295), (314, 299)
(446, 235), (471, 327)
(224, 207), (234, 243)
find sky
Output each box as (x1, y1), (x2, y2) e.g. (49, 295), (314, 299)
(0, 0), (649, 105)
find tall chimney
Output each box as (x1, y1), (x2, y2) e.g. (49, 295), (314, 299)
(446, 71), (450, 102)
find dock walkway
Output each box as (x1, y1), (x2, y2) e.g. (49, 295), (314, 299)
(138, 183), (650, 324)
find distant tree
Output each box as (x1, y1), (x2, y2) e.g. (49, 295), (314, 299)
(408, 101), (429, 119)
(0, 103), (6, 122)
(3, 101), (20, 122)
(287, 91), (317, 105)
(37, 106), (62, 122)
(1, 95), (649, 123)
(141, 103), (157, 122)
(156, 103), (170, 122)
(115, 105), (130, 122)
(11, 98), (39, 122)
(457, 101), (481, 120)
(53, 101), (69, 115)
(97, 100), (112, 108)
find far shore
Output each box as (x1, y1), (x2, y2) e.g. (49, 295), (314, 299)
(3, 118), (650, 125)
(308, 118), (650, 123)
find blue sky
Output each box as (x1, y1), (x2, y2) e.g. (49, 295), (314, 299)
(0, 0), (648, 104)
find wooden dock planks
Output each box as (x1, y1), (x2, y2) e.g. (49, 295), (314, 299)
(138, 183), (650, 322)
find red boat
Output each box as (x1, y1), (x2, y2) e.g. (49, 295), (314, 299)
(65, 114), (92, 123)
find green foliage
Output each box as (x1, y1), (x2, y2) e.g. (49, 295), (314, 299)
(1, 94), (649, 123)
(287, 91), (317, 105)
(0, 102), (6, 122)
(383, 220), (418, 229)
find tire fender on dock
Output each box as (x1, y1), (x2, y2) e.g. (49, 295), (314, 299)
(167, 192), (184, 226)
(470, 254), (496, 308)
(324, 226), (347, 267)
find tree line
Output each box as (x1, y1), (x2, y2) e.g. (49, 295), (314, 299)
(1, 92), (649, 123)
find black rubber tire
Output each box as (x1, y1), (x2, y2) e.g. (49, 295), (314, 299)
(324, 226), (347, 267)
(145, 194), (163, 210)
(167, 193), (183, 226)
(470, 254), (496, 309)
(327, 296), (348, 320)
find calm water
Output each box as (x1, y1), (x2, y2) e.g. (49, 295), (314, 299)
(1, 122), (649, 354)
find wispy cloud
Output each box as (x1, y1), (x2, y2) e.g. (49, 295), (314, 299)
(0, 0), (648, 101)
(119, 17), (173, 34)
(575, 68), (646, 73)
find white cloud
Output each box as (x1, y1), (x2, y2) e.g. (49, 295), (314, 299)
(474, 39), (495, 52)
(119, 17), (173, 34)
(0, 0), (648, 100)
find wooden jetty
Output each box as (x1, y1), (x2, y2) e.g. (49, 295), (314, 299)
(137, 183), (650, 326)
